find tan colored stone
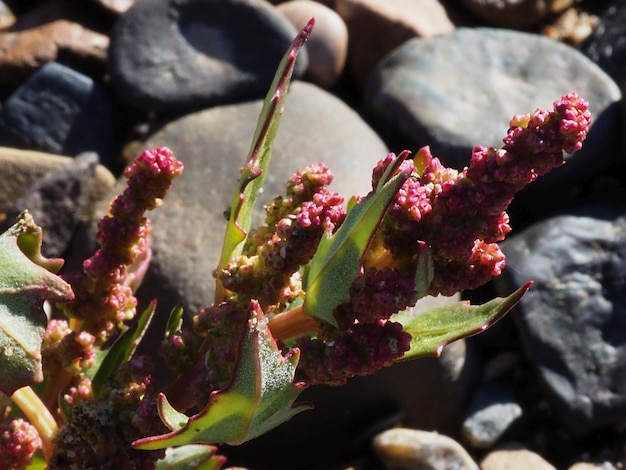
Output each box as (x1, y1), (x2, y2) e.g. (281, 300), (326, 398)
(373, 428), (479, 470)
(480, 442), (557, 470)
(278, 0), (348, 88)
(568, 463), (616, 470)
(336, 0), (455, 90)
(0, 147), (115, 213)
(459, 0), (579, 28)
(91, 0), (139, 15)
(0, 1), (108, 94)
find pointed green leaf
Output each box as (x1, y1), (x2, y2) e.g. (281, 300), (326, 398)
(164, 305), (184, 339)
(155, 445), (225, 470)
(396, 282), (532, 360)
(303, 153), (412, 326)
(133, 302), (310, 450)
(0, 212), (73, 395)
(215, 19), (314, 302)
(91, 300), (156, 396)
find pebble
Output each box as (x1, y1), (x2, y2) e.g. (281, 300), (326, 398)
(0, 1), (108, 95)
(462, 382), (523, 449)
(1, 152), (114, 258)
(580, 0), (626, 86)
(277, 0), (348, 88)
(90, 0), (138, 15)
(335, 0), (454, 89)
(458, 0), (576, 28)
(499, 200), (626, 438)
(0, 1), (15, 28)
(480, 442), (557, 470)
(372, 428), (479, 470)
(0, 147), (114, 215)
(366, 27), (621, 195)
(0, 62), (114, 166)
(108, 0), (307, 113)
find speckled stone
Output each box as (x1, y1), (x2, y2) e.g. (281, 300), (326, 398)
(499, 200), (626, 437)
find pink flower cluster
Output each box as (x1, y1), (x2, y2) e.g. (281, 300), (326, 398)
(59, 147), (183, 344)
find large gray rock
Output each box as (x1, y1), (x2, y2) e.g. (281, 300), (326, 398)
(366, 28), (621, 196)
(108, 0), (307, 113)
(497, 199), (626, 437)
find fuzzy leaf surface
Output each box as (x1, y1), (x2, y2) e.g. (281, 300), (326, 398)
(133, 302), (310, 449)
(396, 282), (531, 360)
(0, 212), (73, 395)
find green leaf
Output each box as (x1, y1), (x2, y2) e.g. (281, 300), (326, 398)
(164, 305), (184, 339)
(155, 445), (225, 470)
(91, 300), (156, 396)
(0, 212), (73, 395)
(396, 282), (532, 360)
(302, 152), (412, 326)
(133, 302), (310, 449)
(215, 19), (314, 302)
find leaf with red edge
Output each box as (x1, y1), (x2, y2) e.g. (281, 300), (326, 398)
(0, 212), (73, 395)
(133, 301), (311, 449)
(396, 282), (531, 360)
(215, 19), (314, 302)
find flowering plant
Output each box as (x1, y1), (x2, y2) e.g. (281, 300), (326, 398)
(0, 20), (591, 469)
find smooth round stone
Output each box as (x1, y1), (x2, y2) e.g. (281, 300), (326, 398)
(336, 0), (454, 90)
(480, 442), (557, 470)
(459, 0), (575, 28)
(373, 428), (479, 470)
(277, 0), (348, 88)
(108, 0), (308, 113)
(0, 62), (114, 165)
(366, 28), (621, 193)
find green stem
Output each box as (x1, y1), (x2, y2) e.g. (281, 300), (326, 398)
(11, 386), (58, 460)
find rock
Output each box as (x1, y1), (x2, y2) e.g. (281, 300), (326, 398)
(335, 0), (454, 90)
(372, 428), (479, 470)
(89, 0), (138, 15)
(0, 1), (108, 96)
(462, 382), (523, 449)
(458, 0), (577, 28)
(0, 147), (114, 215)
(0, 62), (114, 166)
(580, 0), (626, 85)
(108, 0), (307, 113)
(0, 1), (15, 29)
(498, 200), (626, 437)
(277, 0), (348, 88)
(1, 152), (115, 258)
(542, 7), (599, 46)
(480, 442), (557, 470)
(366, 28), (621, 199)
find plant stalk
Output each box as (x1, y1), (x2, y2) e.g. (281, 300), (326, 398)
(11, 386), (58, 460)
